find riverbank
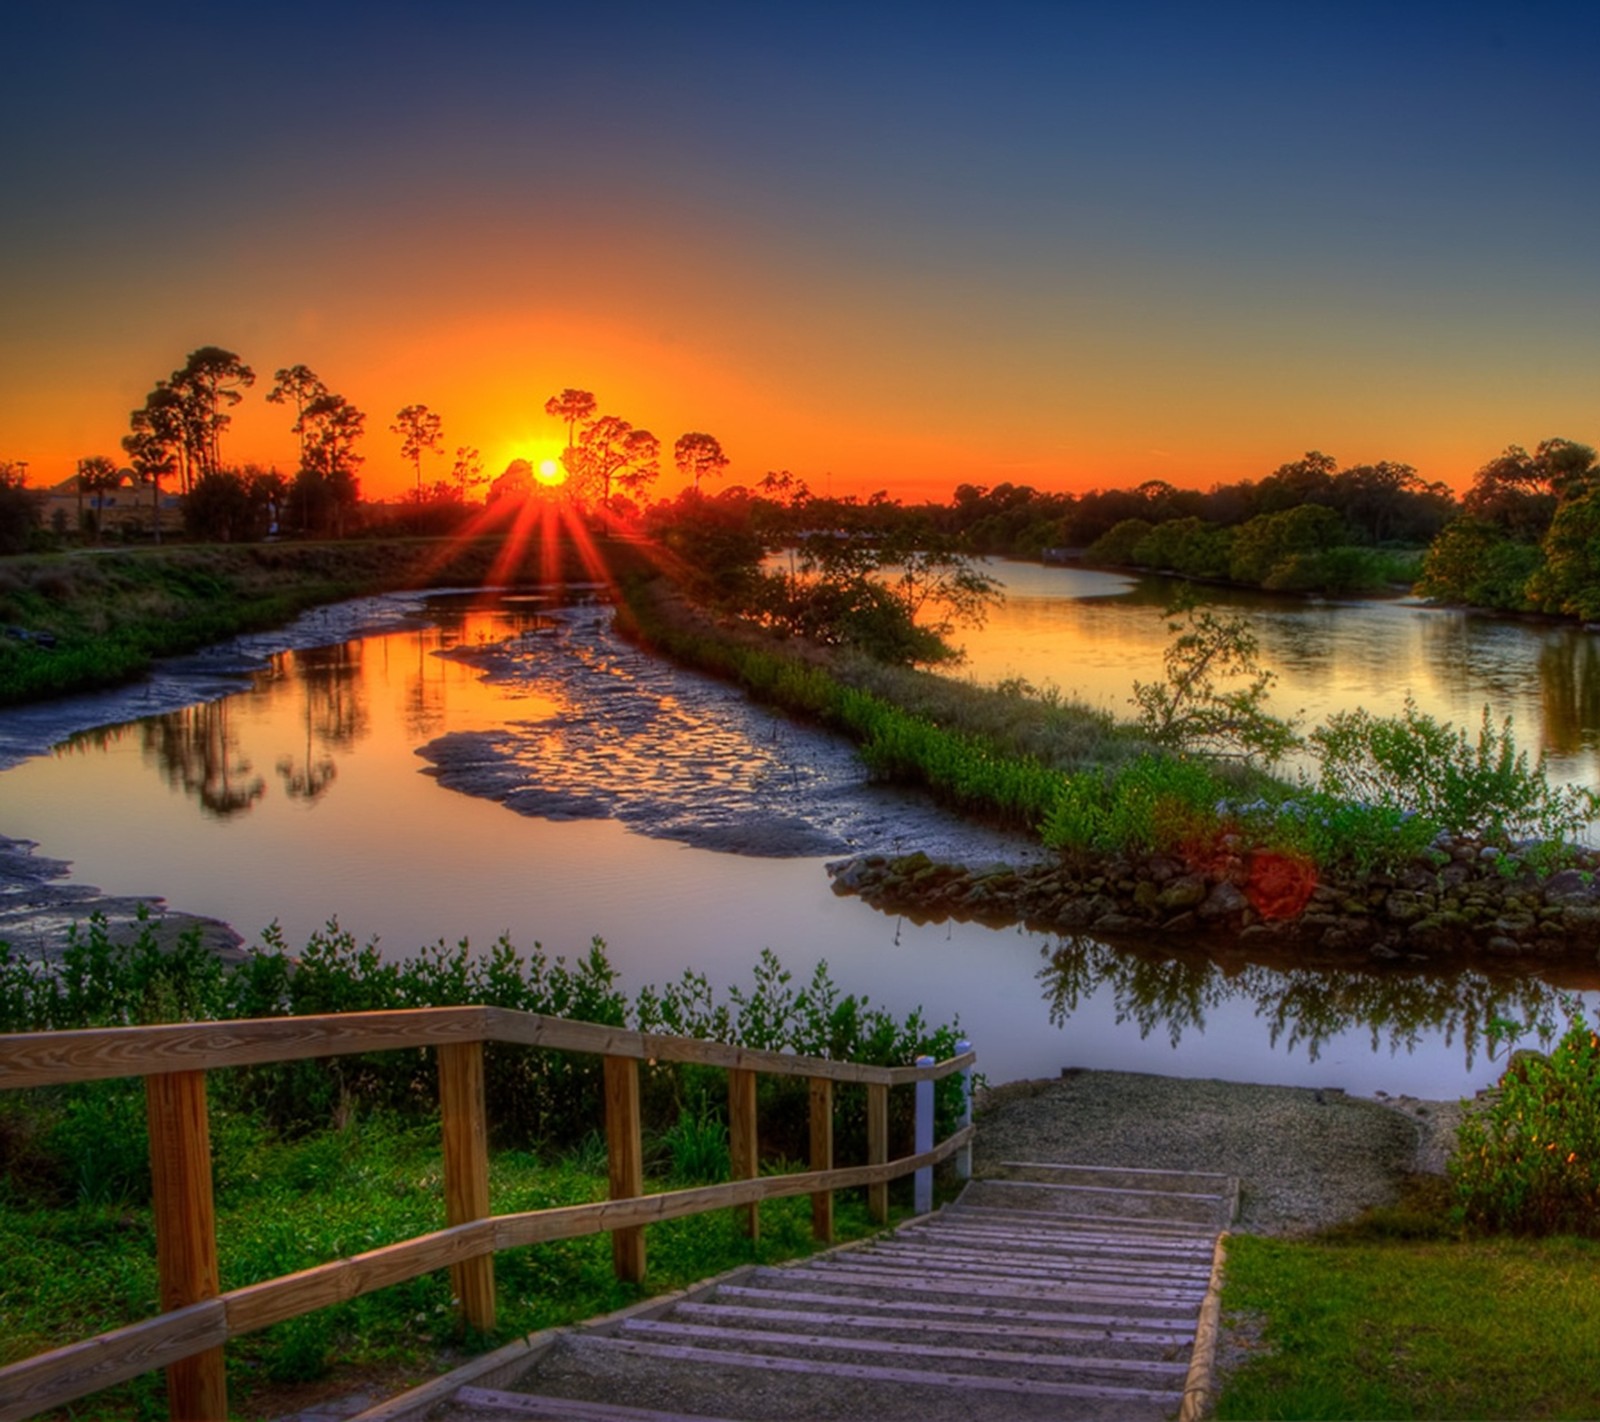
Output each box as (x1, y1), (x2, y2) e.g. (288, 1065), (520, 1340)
(828, 837), (1600, 966)
(973, 1068), (1464, 1235)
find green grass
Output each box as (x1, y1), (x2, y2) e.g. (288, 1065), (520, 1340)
(1217, 1228), (1600, 1420)
(0, 1109), (907, 1419)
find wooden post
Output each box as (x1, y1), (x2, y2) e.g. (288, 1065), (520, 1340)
(603, 1055), (646, 1283)
(956, 1038), (974, 1181)
(808, 1076), (834, 1243)
(914, 1055), (934, 1215)
(438, 1042), (495, 1331)
(145, 1070), (226, 1422)
(728, 1066), (759, 1241)
(866, 1080), (888, 1225)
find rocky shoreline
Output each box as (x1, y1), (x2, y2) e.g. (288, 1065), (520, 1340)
(829, 832), (1600, 965)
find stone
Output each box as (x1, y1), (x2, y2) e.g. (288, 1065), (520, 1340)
(1197, 881), (1250, 921)
(1156, 875), (1208, 911)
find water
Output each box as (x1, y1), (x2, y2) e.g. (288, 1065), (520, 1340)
(2, 566), (1596, 1096)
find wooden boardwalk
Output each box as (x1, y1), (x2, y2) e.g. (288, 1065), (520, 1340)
(360, 1163), (1236, 1422)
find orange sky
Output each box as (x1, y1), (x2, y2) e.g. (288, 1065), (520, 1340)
(3, 6), (1597, 504)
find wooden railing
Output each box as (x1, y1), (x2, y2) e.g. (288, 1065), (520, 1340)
(0, 1006), (975, 1422)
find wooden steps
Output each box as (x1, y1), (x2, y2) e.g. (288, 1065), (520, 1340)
(364, 1163), (1234, 1422)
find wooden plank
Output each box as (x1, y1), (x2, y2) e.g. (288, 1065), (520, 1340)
(728, 1066), (758, 1241)
(0, 1007), (489, 1088)
(439, 1041), (496, 1331)
(718, 1282), (1199, 1335)
(866, 1080), (888, 1225)
(572, 1335), (1185, 1404)
(452, 1387), (744, 1421)
(0, 1302), (227, 1422)
(224, 1218), (498, 1336)
(969, 1176), (1229, 1202)
(145, 1070), (226, 1422)
(808, 1077), (833, 1243)
(997, 1158), (1236, 1184)
(782, 1261), (1204, 1305)
(860, 1239), (1216, 1278)
(910, 1218), (1217, 1250)
(620, 1318), (1191, 1376)
(672, 1300), (1194, 1348)
(604, 1055), (646, 1284)
(1, 1007), (974, 1092)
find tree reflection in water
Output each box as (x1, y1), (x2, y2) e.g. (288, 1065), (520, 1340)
(273, 643), (367, 804)
(140, 701), (265, 818)
(1039, 935), (1590, 1070)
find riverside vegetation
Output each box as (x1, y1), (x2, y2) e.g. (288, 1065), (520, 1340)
(0, 915), (965, 1417)
(6, 533), (1600, 1417)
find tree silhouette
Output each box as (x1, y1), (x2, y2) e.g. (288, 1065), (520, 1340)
(571, 416), (660, 508)
(129, 381), (192, 493)
(391, 404), (444, 498)
(76, 455), (120, 542)
(295, 393), (365, 535)
(449, 445), (485, 502)
(168, 347), (255, 483)
(267, 365), (329, 469)
(674, 431), (728, 493)
(121, 427), (176, 543)
(545, 388), (597, 455)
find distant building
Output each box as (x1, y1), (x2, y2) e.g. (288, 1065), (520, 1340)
(39, 471), (182, 537)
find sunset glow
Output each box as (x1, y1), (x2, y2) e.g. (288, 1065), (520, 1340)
(536, 459), (565, 487)
(1, 7), (1596, 501)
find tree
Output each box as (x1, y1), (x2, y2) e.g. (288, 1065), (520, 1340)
(295, 393), (365, 536)
(128, 382), (190, 494)
(76, 455), (121, 542)
(267, 365), (329, 468)
(0, 462), (37, 554)
(1131, 598), (1298, 763)
(391, 404), (444, 498)
(674, 432), (728, 493)
(1417, 517), (1542, 611)
(167, 347), (255, 484)
(449, 446), (485, 502)
(569, 416), (660, 508)
(544, 388), (597, 454)
(121, 427), (176, 543)
(1527, 489), (1600, 621)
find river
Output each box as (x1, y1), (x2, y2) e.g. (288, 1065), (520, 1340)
(2, 563), (1596, 1097)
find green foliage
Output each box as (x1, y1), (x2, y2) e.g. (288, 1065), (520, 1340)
(1083, 516), (1152, 565)
(1310, 697), (1598, 845)
(1416, 516), (1543, 610)
(1226, 503), (1346, 586)
(1040, 754), (1228, 858)
(1242, 792), (1441, 876)
(1526, 487), (1600, 621)
(1452, 1006), (1600, 1236)
(1217, 1232), (1600, 1421)
(1130, 600), (1299, 763)
(657, 1092), (732, 1184)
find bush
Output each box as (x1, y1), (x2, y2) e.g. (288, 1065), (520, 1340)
(1452, 1006), (1600, 1236)
(1041, 754), (1228, 859)
(1310, 697), (1598, 846)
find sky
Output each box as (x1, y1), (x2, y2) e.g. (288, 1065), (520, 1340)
(2, 1), (1597, 503)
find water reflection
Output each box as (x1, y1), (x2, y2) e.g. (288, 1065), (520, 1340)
(1039, 935), (1590, 1071)
(141, 701), (266, 819)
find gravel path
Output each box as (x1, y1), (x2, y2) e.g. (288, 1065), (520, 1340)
(974, 1069), (1467, 1235)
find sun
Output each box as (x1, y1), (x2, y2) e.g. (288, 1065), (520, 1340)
(535, 458), (566, 487)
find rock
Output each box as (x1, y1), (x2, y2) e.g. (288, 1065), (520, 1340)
(1544, 869), (1600, 906)
(1156, 874), (1208, 912)
(1197, 881), (1249, 921)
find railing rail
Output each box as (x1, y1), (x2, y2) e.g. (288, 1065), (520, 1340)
(0, 1007), (975, 1422)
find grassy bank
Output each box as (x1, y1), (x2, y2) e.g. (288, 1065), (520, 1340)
(1217, 1225), (1600, 1419)
(0, 535), (651, 705)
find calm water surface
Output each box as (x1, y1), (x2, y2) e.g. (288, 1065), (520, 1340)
(4, 565), (1597, 1095)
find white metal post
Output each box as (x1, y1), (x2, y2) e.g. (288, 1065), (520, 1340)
(955, 1038), (973, 1180)
(914, 1054), (934, 1214)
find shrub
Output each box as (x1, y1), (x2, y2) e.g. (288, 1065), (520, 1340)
(1452, 1006), (1600, 1236)
(1310, 697), (1598, 846)
(1041, 754), (1228, 859)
